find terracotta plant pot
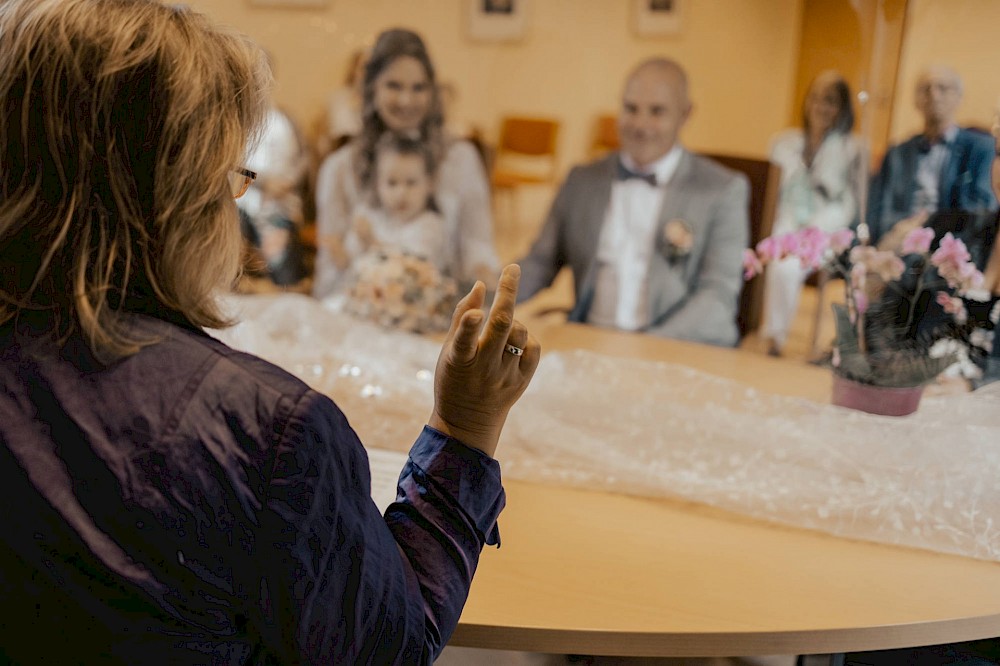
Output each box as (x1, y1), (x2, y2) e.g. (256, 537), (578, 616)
(831, 373), (924, 417)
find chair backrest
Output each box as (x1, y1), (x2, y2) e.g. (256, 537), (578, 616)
(492, 116), (560, 187)
(590, 114), (620, 157)
(498, 117), (559, 156)
(701, 152), (781, 338)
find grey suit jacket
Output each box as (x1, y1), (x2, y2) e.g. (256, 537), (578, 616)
(518, 150), (750, 347)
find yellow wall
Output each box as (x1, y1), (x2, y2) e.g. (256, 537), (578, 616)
(792, 0), (907, 168)
(188, 0), (803, 172)
(889, 0), (998, 146)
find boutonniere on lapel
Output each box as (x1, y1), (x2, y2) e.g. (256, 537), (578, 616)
(661, 218), (694, 262)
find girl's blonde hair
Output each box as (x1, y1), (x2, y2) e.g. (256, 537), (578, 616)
(0, 0), (270, 358)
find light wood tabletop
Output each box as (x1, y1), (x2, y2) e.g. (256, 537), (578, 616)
(534, 322), (832, 403)
(448, 323), (1000, 657)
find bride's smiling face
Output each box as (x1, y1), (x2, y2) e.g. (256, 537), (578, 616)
(373, 56), (432, 133)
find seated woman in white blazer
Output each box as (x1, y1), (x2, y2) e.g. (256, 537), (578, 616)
(764, 70), (864, 356)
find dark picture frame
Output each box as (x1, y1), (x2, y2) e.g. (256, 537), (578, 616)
(468, 0), (529, 42)
(633, 0), (684, 36)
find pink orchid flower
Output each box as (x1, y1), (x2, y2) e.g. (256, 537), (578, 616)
(853, 289), (869, 316)
(795, 227), (829, 270)
(743, 248), (762, 280)
(849, 246), (905, 282)
(939, 262), (985, 293)
(931, 233), (983, 292)
(829, 228), (855, 253)
(777, 232), (801, 259)
(901, 227), (934, 255)
(850, 262), (866, 290)
(931, 232), (971, 267)
(871, 253), (905, 282)
(935, 291), (968, 325)
(755, 236), (779, 263)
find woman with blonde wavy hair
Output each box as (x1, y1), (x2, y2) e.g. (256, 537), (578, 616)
(0, 1), (538, 663)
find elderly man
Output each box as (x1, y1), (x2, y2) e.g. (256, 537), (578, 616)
(867, 64), (996, 246)
(516, 58), (749, 347)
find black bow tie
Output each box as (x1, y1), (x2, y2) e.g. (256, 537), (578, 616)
(616, 160), (657, 187)
(917, 135), (950, 154)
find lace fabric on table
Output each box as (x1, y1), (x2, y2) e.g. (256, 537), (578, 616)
(215, 294), (1000, 562)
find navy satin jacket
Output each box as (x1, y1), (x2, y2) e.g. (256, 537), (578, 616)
(866, 127), (997, 243)
(0, 314), (504, 664)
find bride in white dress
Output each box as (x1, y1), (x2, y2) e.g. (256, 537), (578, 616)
(313, 28), (499, 299)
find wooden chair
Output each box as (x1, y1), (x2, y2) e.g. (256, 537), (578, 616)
(491, 116), (560, 225)
(589, 114), (620, 158)
(701, 153), (781, 339)
(709, 153), (835, 356)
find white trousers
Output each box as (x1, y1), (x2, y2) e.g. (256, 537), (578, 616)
(762, 256), (811, 348)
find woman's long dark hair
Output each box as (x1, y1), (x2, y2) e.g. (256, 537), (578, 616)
(353, 29), (445, 191)
(802, 71), (855, 136)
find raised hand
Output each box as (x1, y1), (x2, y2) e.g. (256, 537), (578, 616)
(428, 264), (540, 458)
(877, 210), (930, 252)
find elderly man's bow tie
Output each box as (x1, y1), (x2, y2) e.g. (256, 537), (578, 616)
(616, 160), (657, 186)
(917, 134), (951, 154)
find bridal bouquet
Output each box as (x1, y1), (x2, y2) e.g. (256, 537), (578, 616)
(744, 226), (995, 388)
(345, 249), (459, 334)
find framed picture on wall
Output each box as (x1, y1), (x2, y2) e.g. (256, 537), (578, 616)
(467, 0), (529, 42)
(632, 0), (684, 37)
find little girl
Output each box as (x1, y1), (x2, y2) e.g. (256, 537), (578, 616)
(343, 134), (461, 332)
(345, 133), (449, 270)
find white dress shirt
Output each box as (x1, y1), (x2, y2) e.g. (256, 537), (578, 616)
(589, 146), (683, 331)
(912, 125), (958, 214)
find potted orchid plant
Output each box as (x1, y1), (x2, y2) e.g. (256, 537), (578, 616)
(743, 226), (994, 415)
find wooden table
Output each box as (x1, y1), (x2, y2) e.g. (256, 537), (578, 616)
(448, 323), (1000, 657)
(535, 322), (832, 402)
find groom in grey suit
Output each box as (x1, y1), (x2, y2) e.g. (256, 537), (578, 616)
(517, 58), (749, 346)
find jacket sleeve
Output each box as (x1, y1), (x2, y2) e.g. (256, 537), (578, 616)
(866, 148), (899, 244)
(257, 390), (504, 665)
(313, 148), (356, 298)
(516, 169), (577, 303)
(646, 172), (750, 346)
(963, 131), (998, 212)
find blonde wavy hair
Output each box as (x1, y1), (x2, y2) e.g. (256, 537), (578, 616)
(0, 0), (270, 357)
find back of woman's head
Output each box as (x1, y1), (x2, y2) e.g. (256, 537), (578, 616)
(0, 0), (270, 357)
(356, 28), (443, 188)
